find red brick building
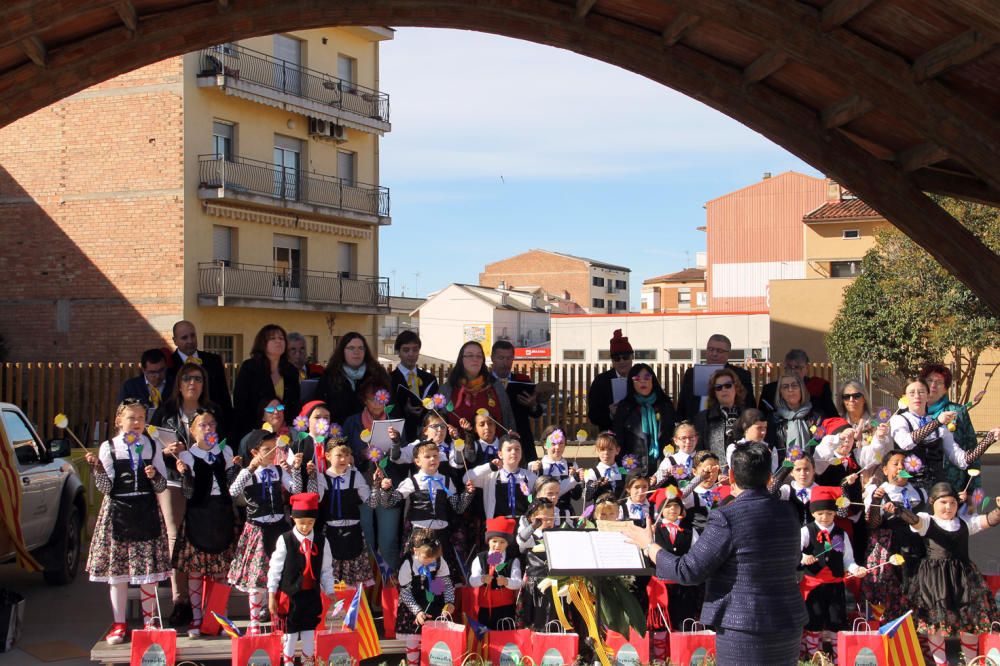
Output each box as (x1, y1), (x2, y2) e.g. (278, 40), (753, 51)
(640, 268), (707, 313)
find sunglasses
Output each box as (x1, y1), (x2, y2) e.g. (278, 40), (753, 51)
(264, 404), (286, 413)
(713, 382), (734, 391)
(779, 383), (800, 390)
(632, 374), (653, 382)
(842, 392), (864, 401)
(180, 375), (204, 383)
(610, 353), (633, 362)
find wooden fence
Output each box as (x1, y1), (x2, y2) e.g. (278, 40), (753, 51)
(0, 360), (835, 444)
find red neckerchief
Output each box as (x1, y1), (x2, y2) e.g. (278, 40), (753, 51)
(299, 537), (318, 587)
(661, 521), (684, 544)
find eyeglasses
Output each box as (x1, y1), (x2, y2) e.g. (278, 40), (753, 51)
(779, 383), (799, 391)
(264, 405), (285, 413)
(842, 392), (864, 401)
(713, 382), (734, 391)
(632, 374), (653, 382)
(427, 423), (447, 430)
(180, 375), (204, 383)
(676, 435), (698, 442)
(706, 346), (730, 355)
(611, 353), (633, 362)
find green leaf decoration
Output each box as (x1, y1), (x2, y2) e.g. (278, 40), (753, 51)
(219, 438), (227, 449)
(425, 589), (435, 603)
(495, 561), (507, 573)
(385, 404), (394, 415)
(782, 459), (794, 469)
(298, 431), (310, 441)
(446, 401), (454, 412)
(379, 457), (388, 469)
(527, 494), (533, 503)
(618, 466), (627, 476)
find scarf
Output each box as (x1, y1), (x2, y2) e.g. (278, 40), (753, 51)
(927, 395), (951, 419)
(342, 364), (367, 390)
(775, 401), (814, 451)
(635, 393), (660, 460)
(361, 408), (378, 432)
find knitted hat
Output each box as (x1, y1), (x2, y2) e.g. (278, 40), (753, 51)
(610, 329), (633, 355)
(485, 516), (516, 543)
(819, 417), (851, 437)
(290, 492), (320, 518)
(929, 482), (958, 504)
(299, 400), (328, 419)
(809, 486), (841, 513)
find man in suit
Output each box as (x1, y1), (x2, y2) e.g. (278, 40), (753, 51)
(626, 443), (807, 665)
(166, 320), (233, 423)
(491, 340), (542, 463)
(389, 330), (439, 443)
(117, 348), (168, 409)
(286, 332), (325, 381)
(587, 329), (634, 432)
(758, 348), (837, 420)
(675, 334), (755, 421)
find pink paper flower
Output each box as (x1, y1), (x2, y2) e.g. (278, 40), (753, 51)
(787, 445), (804, 462)
(672, 465), (691, 480)
(547, 429), (565, 447)
(365, 447), (383, 464)
(329, 423), (344, 440)
(622, 454), (638, 470)
(123, 431), (139, 446)
(431, 393), (448, 410)
(903, 455), (923, 474)
(487, 551), (503, 567)
(292, 415), (309, 432)
(374, 389), (391, 407)
(315, 418), (330, 437)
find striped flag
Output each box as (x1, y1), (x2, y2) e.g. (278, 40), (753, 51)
(880, 611), (926, 666)
(340, 586), (381, 660)
(0, 428), (41, 571)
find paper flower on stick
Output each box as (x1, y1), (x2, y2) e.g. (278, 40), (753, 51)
(277, 434), (290, 448)
(663, 444), (676, 456)
(836, 496), (850, 509)
(423, 397), (433, 409)
(292, 415), (309, 432)
(902, 455), (923, 475)
(261, 422), (274, 432)
(476, 408), (489, 417)
(876, 407), (892, 423)
(576, 429), (588, 442)
(146, 425), (158, 438)
(487, 551), (503, 567)
(54, 413), (69, 429)
(672, 465), (691, 480)
(947, 422), (957, 432)
(315, 418), (330, 438)
(546, 429), (565, 448)
(889, 554), (905, 566)
(968, 468), (981, 479)
(810, 425), (817, 434)
(622, 454), (638, 470)
(453, 438), (466, 451)
(787, 445), (804, 462)
(329, 423), (344, 440)
(429, 578), (446, 596)
(123, 431), (139, 446)
(665, 485), (679, 499)
(365, 447), (383, 464)
(374, 389), (391, 407)
(898, 396), (909, 409)
(972, 488), (986, 510)
(205, 431), (219, 448)
(431, 393), (448, 410)
(830, 534), (845, 553)
(360, 429), (372, 443)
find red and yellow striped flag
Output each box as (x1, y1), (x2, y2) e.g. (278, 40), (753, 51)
(0, 427), (41, 571)
(336, 585), (381, 660)
(881, 611), (926, 666)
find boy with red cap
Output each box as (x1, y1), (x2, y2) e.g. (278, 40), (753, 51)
(468, 516), (523, 629)
(799, 486), (868, 661)
(267, 493), (335, 666)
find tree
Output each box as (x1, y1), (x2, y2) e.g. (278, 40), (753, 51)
(826, 197), (1000, 402)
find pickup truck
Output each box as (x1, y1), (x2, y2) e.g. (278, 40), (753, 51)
(0, 402), (85, 584)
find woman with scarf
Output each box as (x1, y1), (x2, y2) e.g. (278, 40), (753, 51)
(613, 363), (676, 476)
(440, 341), (514, 434)
(693, 367), (746, 462)
(315, 332), (384, 425)
(766, 371), (823, 463)
(919, 364), (982, 493)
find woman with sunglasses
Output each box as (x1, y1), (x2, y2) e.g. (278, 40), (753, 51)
(612, 363), (676, 476)
(232, 324), (300, 445)
(149, 360), (221, 627)
(837, 380), (891, 470)
(237, 398), (289, 465)
(693, 367), (746, 462)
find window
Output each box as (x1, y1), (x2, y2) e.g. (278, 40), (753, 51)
(337, 242), (357, 278)
(696, 292), (707, 306)
(303, 335), (319, 362)
(3, 409), (40, 467)
(212, 121), (234, 161)
(668, 349), (693, 360)
(563, 350), (585, 361)
(592, 298), (605, 308)
(592, 276), (605, 287)
(842, 229), (860, 239)
(203, 335), (239, 365)
(634, 349), (657, 360)
(212, 225), (234, 265)
(597, 350), (611, 361)
(274, 34), (303, 95)
(338, 150), (356, 186)
(274, 233), (303, 290)
(616, 300), (627, 310)
(615, 279), (627, 289)
(274, 135), (302, 200)
(831, 260), (862, 277)
(337, 54), (357, 91)
(678, 290), (691, 304)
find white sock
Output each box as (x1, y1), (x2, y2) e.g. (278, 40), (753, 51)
(402, 633), (421, 666)
(110, 583), (128, 624)
(960, 632), (978, 662)
(926, 634), (946, 665)
(249, 588), (265, 628)
(189, 573), (204, 623)
(283, 631), (297, 659)
(139, 584), (158, 627)
(300, 630), (315, 658)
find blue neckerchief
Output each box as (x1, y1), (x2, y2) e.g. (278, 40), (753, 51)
(260, 467), (277, 503)
(629, 503), (645, 520)
(547, 461), (566, 476)
(419, 473), (450, 505)
(329, 475), (344, 519)
(482, 442), (497, 458)
(416, 561), (438, 589)
(503, 471), (517, 516)
(797, 488), (810, 503)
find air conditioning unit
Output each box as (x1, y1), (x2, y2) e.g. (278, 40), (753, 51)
(330, 124), (348, 143)
(308, 118), (348, 143)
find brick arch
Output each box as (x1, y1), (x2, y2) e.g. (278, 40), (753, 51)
(1, 0), (999, 311)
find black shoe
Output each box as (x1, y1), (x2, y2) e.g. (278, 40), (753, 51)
(258, 607), (270, 624)
(169, 601), (193, 627)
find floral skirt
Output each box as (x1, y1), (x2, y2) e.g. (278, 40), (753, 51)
(860, 528), (910, 620)
(332, 542), (374, 587)
(228, 522), (272, 591)
(86, 496), (171, 585)
(907, 557), (998, 636)
(172, 519), (238, 576)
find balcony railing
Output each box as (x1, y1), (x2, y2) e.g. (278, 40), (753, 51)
(197, 43), (390, 123)
(199, 262), (389, 310)
(199, 154), (390, 219)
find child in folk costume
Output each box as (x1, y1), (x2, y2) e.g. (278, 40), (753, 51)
(812, 417), (869, 554)
(86, 399), (172, 645)
(683, 450), (729, 534)
(465, 434), (537, 520)
(290, 401), (337, 468)
(528, 475), (573, 527)
(515, 498), (560, 629)
(648, 496), (702, 663)
(227, 430), (294, 634)
(618, 470), (653, 526)
(452, 409), (501, 467)
(772, 452), (818, 526)
(173, 407), (239, 637)
(580, 431), (625, 503)
(653, 421), (699, 485)
(528, 425), (581, 515)
(391, 410), (465, 483)
(800, 486), (868, 662)
(468, 517), (523, 629)
(896, 480), (1000, 665)
(725, 409), (778, 474)
(268, 493), (336, 666)
(396, 528), (457, 666)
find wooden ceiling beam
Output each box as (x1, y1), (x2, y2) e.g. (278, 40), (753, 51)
(18, 36), (46, 67)
(896, 143), (950, 172)
(912, 171), (1000, 208)
(912, 30), (995, 83)
(820, 0), (877, 31)
(743, 48), (787, 84)
(115, 0), (138, 34)
(575, 0), (598, 20)
(946, 1), (1000, 42)
(662, 12), (700, 47)
(0, 1), (120, 55)
(820, 94), (873, 129)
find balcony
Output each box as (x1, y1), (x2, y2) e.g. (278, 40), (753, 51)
(196, 44), (390, 135)
(198, 262), (389, 314)
(198, 154), (390, 225)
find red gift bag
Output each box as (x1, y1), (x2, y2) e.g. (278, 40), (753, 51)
(199, 579), (232, 636)
(129, 627), (176, 666)
(317, 629), (360, 666)
(486, 618), (531, 665)
(837, 620), (888, 666)
(668, 621), (715, 666)
(420, 619), (467, 666)
(529, 623), (579, 666)
(231, 630), (283, 666)
(605, 627), (648, 666)
(317, 587), (363, 632)
(980, 622), (1000, 665)
(457, 585), (481, 623)
(381, 584), (399, 639)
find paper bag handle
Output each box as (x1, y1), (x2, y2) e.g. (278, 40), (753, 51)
(852, 618), (872, 632)
(436, 611), (453, 622)
(991, 621), (1000, 634)
(544, 620), (567, 634)
(682, 618), (705, 632)
(496, 617), (518, 632)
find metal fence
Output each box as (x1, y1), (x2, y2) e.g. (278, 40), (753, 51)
(197, 43), (390, 123)
(198, 262), (389, 309)
(198, 154), (390, 218)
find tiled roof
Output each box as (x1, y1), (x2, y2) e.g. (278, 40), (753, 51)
(643, 267), (706, 284)
(804, 198), (883, 221)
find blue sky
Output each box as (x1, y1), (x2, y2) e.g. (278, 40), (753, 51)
(378, 29), (820, 307)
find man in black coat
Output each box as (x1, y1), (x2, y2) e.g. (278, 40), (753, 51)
(675, 333), (755, 421)
(165, 320), (233, 423)
(587, 329), (634, 432)
(117, 348), (169, 409)
(491, 340), (542, 463)
(388, 330), (439, 443)
(758, 348), (837, 420)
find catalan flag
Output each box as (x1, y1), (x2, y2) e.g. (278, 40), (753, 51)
(880, 611), (926, 666)
(340, 586), (381, 660)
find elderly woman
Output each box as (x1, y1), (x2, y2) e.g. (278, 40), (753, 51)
(315, 332), (387, 425)
(440, 341), (514, 432)
(919, 363), (982, 492)
(612, 363), (676, 475)
(232, 324), (300, 444)
(766, 371), (823, 461)
(693, 367), (746, 461)
(836, 380), (892, 470)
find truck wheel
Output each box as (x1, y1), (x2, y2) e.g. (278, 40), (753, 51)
(43, 505), (82, 585)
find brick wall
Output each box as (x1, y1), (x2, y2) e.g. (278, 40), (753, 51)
(0, 59), (185, 361)
(479, 250), (591, 309)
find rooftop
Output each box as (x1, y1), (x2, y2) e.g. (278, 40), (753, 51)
(804, 198), (884, 222)
(643, 268), (706, 284)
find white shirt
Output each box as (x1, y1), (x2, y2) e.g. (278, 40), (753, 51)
(779, 480), (815, 503)
(655, 451), (693, 483)
(468, 552), (523, 590)
(394, 472), (460, 530)
(266, 528), (335, 594)
(583, 461), (622, 484)
(316, 467), (371, 526)
(538, 455), (578, 495)
(801, 522), (861, 574)
(863, 481), (925, 512)
(98, 432), (169, 493)
(911, 512), (986, 537)
(465, 464), (537, 519)
(229, 465), (292, 523)
(890, 412), (967, 467)
(178, 444), (233, 495)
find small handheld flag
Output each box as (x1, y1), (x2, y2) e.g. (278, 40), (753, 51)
(211, 611), (241, 638)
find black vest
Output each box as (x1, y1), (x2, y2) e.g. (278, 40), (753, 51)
(189, 450), (231, 505)
(591, 466), (623, 499)
(804, 523), (845, 577)
(278, 531), (325, 595)
(786, 484), (813, 526)
(900, 412), (946, 484)
(321, 471), (361, 522)
(108, 436), (157, 496)
(245, 467), (286, 521)
(654, 522), (693, 555)
(494, 472), (530, 518)
(406, 474), (450, 523)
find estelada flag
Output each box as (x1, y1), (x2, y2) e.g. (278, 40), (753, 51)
(880, 611), (926, 666)
(336, 585), (381, 660)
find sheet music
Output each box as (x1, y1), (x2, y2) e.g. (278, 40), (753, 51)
(544, 529), (648, 573)
(369, 419), (405, 452)
(148, 426), (178, 446)
(611, 377), (628, 403)
(591, 531), (646, 569)
(545, 531), (599, 570)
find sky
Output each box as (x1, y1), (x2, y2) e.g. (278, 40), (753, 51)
(377, 28), (820, 307)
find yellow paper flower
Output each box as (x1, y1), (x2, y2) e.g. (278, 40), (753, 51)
(967, 468), (981, 478)
(277, 434), (290, 447)
(889, 554), (905, 566)
(422, 397), (433, 409)
(54, 413), (69, 429)
(947, 422), (957, 432)
(898, 395), (909, 409)
(476, 408), (489, 416)
(836, 496), (850, 509)
(360, 429), (372, 443)
(454, 438), (466, 451)
(261, 422), (274, 432)
(665, 485), (679, 499)
(809, 425), (817, 434)
(575, 429), (588, 442)
(663, 444), (676, 456)
(146, 425), (158, 437)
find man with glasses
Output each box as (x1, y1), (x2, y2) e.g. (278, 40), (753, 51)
(166, 320), (233, 426)
(491, 340), (542, 463)
(758, 349), (836, 420)
(117, 348), (169, 410)
(286, 332), (324, 381)
(587, 329), (635, 431)
(676, 334), (755, 421)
